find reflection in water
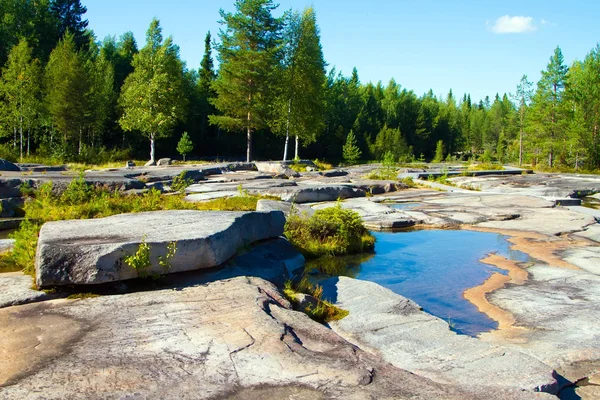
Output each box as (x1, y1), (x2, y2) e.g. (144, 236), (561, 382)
(389, 203), (421, 211)
(306, 229), (530, 337)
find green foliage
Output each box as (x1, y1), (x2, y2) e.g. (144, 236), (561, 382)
(342, 130), (362, 164)
(284, 202), (375, 258)
(171, 171), (193, 192)
(176, 131), (194, 161)
(124, 238), (152, 277)
(271, 7), (327, 156)
(400, 177), (417, 188)
(119, 18), (187, 161)
(433, 140), (445, 162)
(209, 0), (285, 162)
(66, 293), (100, 300)
(159, 241), (177, 273)
(283, 279), (349, 323)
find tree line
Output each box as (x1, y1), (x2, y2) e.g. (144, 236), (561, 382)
(1, 0), (599, 169)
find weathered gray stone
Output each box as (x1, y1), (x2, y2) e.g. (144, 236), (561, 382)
(157, 157), (172, 166)
(35, 210), (285, 287)
(0, 238), (15, 253)
(125, 160), (135, 168)
(255, 161), (300, 177)
(256, 199), (315, 217)
(320, 169), (348, 177)
(0, 272), (54, 308)
(0, 159), (20, 172)
(0, 277), (503, 400)
(323, 276), (559, 395)
(263, 185), (366, 203)
(144, 159), (156, 167)
(0, 197), (24, 217)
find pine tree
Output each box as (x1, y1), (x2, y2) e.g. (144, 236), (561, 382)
(529, 46), (568, 167)
(45, 32), (89, 151)
(0, 39), (43, 160)
(50, 0), (90, 50)
(176, 131), (194, 161)
(433, 140), (444, 162)
(272, 7), (326, 160)
(198, 31), (216, 144)
(119, 18), (187, 163)
(343, 130), (362, 164)
(210, 0), (285, 162)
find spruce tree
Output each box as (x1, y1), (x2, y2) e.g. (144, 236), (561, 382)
(342, 130), (361, 164)
(45, 32), (89, 150)
(176, 131), (194, 161)
(50, 0), (90, 50)
(198, 31), (216, 144)
(209, 0), (285, 162)
(529, 46), (568, 167)
(119, 18), (187, 163)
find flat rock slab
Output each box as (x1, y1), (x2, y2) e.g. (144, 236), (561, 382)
(256, 199), (315, 217)
(263, 185), (366, 203)
(0, 272), (54, 308)
(36, 210), (285, 287)
(323, 276), (558, 395)
(0, 277), (501, 400)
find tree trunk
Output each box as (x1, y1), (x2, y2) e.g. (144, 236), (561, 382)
(27, 121), (31, 156)
(13, 125), (16, 148)
(246, 110), (252, 163)
(150, 134), (155, 162)
(19, 116), (23, 161)
(294, 135), (299, 160)
(78, 127), (82, 155)
(283, 98), (291, 161)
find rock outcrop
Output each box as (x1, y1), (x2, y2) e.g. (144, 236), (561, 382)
(0, 277), (538, 399)
(36, 210), (285, 287)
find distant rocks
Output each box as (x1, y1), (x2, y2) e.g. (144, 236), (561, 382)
(263, 185), (366, 203)
(0, 159), (20, 172)
(35, 210), (285, 287)
(157, 158), (172, 166)
(255, 161), (300, 177)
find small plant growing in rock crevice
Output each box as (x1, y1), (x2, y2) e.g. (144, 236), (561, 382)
(283, 279), (349, 323)
(124, 237), (177, 278)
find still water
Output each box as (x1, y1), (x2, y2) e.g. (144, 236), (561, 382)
(308, 229), (530, 336)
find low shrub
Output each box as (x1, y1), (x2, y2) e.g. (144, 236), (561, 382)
(468, 163), (504, 171)
(284, 202), (375, 258)
(283, 279), (348, 323)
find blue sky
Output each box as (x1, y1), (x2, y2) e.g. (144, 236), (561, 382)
(85, 0), (600, 102)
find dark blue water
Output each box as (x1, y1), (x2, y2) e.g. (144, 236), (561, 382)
(309, 230), (530, 337)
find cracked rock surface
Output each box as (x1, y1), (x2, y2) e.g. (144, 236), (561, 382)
(0, 276), (525, 400)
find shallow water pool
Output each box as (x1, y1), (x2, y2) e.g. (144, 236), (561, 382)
(309, 229), (530, 336)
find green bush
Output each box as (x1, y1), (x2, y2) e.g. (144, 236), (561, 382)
(284, 202), (375, 258)
(283, 279), (349, 323)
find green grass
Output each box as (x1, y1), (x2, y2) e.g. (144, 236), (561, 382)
(66, 293), (100, 300)
(468, 163), (504, 171)
(365, 167), (398, 180)
(284, 202), (375, 258)
(283, 279), (348, 323)
(0, 174), (274, 280)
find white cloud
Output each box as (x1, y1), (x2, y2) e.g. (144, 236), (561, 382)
(490, 15), (537, 34)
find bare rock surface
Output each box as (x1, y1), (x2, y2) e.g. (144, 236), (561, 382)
(36, 210), (285, 287)
(0, 277), (512, 400)
(323, 276), (559, 395)
(0, 272), (54, 308)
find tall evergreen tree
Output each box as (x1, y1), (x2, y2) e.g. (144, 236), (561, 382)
(119, 18), (187, 163)
(45, 32), (88, 150)
(529, 46), (568, 167)
(210, 0), (285, 162)
(197, 31), (217, 147)
(50, 0), (90, 50)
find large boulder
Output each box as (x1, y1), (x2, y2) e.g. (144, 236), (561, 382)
(36, 210), (285, 287)
(262, 185), (366, 203)
(255, 161), (300, 177)
(0, 159), (20, 172)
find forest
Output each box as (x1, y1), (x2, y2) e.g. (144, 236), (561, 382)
(1, 0), (599, 170)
